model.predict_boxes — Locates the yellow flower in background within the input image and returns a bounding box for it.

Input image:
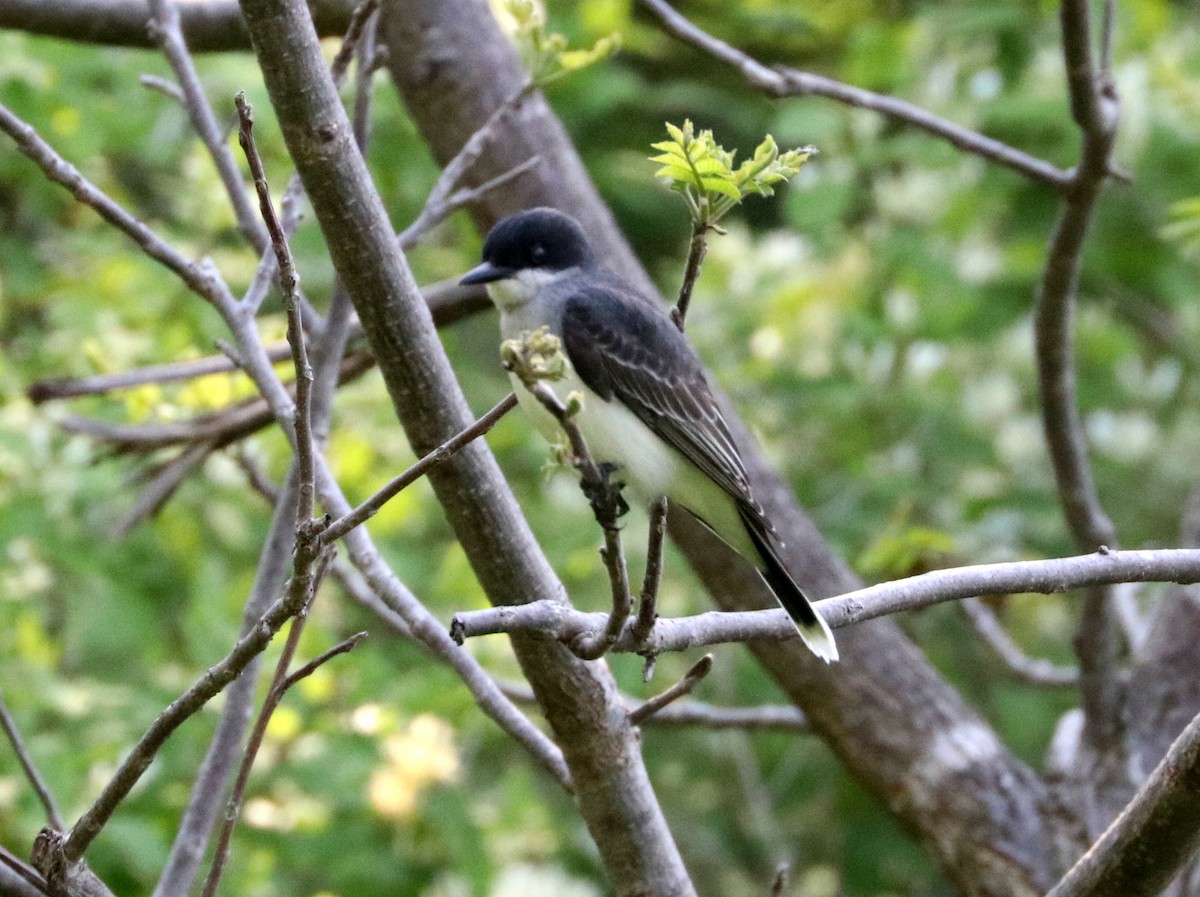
[368,714,460,820]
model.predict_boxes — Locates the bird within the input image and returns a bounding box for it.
[460,207,837,662]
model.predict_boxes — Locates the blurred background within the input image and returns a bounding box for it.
[2,0,1200,894]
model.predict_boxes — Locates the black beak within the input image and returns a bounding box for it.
[459,261,514,286]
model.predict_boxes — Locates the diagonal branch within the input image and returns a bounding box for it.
[1045,705,1200,897]
[638,0,1074,192]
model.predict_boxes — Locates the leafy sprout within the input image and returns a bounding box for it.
[495,0,621,87]
[649,120,816,228]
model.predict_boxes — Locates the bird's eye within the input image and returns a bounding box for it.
[530,243,547,264]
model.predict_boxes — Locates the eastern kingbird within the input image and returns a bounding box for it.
[460,208,837,662]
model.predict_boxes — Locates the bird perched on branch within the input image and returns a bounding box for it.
[460,207,837,662]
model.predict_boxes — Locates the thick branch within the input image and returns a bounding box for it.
[0,0,356,52]
[1045,707,1200,897]
[237,1,695,892]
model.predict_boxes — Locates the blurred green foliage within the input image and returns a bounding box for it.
[2,1,1200,896]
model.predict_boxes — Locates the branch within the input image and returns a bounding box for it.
[0,104,238,313]
[451,549,1200,653]
[0,692,64,830]
[629,654,713,725]
[1039,0,1125,770]
[498,679,809,733]
[960,598,1079,688]
[41,532,321,869]
[235,92,316,521]
[148,0,268,253]
[239,0,691,888]
[506,359,633,661]
[637,0,1074,192]
[151,472,299,897]
[0,0,357,52]
[1045,706,1200,897]
[319,392,517,545]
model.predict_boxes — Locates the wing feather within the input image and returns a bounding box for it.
[559,283,754,506]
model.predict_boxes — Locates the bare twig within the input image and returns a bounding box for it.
[114,440,217,538]
[0,103,238,313]
[152,471,299,897]
[0,692,64,830]
[138,73,185,105]
[396,82,537,249]
[148,0,268,253]
[670,220,709,330]
[0,845,46,897]
[960,598,1079,688]
[451,548,1200,653]
[0,0,359,52]
[319,393,518,545]
[52,549,321,866]
[634,495,670,645]
[638,0,1074,192]
[236,92,316,522]
[499,679,809,733]
[1045,705,1200,897]
[629,654,713,724]
[199,624,363,897]
[26,346,286,404]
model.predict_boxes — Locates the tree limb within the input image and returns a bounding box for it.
[0,0,356,52]
[637,0,1074,192]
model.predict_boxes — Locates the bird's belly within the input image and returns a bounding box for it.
[509,369,680,502]
[508,370,752,557]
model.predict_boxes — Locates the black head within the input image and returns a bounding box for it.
[460,207,594,285]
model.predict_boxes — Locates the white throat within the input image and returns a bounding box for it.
[486,267,571,313]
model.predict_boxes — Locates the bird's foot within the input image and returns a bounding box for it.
[581,462,629,524]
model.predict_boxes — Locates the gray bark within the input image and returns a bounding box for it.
[233,1,696,894]
[377,2,1066,893]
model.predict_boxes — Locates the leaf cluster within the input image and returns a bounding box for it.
[496,0,620,86]
[649,119,815,228]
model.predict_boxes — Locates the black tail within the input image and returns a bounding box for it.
[738,504,838,663]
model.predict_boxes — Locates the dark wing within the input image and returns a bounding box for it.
[559,281,754,505]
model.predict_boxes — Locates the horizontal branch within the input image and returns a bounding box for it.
[498,680,809,733]
[0,0,356,52]
[451,549,1200,653]
[638,0,1074,192]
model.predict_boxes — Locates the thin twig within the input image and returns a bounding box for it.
[0,103,238,313]
[0,845,47,897]
[629,654,713,724]
[148,0,268,253]
[670,219,709,330]
[634,495,670,645]
[498,679,809,732]
[397,83,534,248]
[114,440,217,537]
[0,691,64,830]
[960,598,1079,688]
[450,548,1200,654]
[638,0,1074,192]
[138,73,185,105]
[236,92,315,524]
[26,345,287,404]
[319,393,518,545]
[55,548,322,865]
